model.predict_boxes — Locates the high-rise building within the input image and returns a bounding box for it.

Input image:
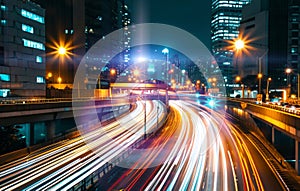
[211,0,251,88]
[239,0,291,90]
[238,0,269,78]
[288,0,300,94]
[32,0,132,91]
[0,0,46,97]
[84,0,132,86]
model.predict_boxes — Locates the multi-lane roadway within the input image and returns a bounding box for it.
[100,99,286,190]
[0,96,292,190]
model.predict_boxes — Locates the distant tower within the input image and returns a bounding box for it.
[211,0,251,87]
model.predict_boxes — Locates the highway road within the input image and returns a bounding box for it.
[0,100,166,190]
[0,97,290,190]
[98,99,287,191]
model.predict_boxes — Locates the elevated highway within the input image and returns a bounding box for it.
[227,98,300,174]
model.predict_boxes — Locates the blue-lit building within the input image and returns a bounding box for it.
[0,0,45,97]
[211,0,251,88]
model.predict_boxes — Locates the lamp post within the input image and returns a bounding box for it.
[110,68,117,82]
[234,39,244,71]
[258,73,263,94]
[235,76,244,98]
[58,46,66,82]
[234,38,269,97]
[47,72,53,83]
[162,48,169,108]
[57,46,66,89]
[266,77,272,101]
[136,57,147,139]
[286,68,292,98]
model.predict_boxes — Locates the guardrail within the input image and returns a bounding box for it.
[227,98,300,116]
[0,94,130,105]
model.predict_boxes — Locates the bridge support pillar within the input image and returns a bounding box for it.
[46,121,56,142]
[296,140,299,175]
[29,123,35,146]
[272,126,275,144]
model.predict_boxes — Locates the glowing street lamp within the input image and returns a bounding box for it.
[162,48,169,55]
[235,75,244,98]
[58,46,66,55]
[235,39,245,50]
[162,48,169,108]
[47,72,53,78]
[57,76,62,84]
[286,68,292,97]
[110,68,116,75]
[286,68,292,74]
[57,46,67,85]
[266,77,272,101]
[258,73,263,94]
[46,72,53,85]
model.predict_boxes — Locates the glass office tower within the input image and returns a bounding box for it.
[211,0,251,88]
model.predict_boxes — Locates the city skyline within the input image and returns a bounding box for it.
[1,1,300,190]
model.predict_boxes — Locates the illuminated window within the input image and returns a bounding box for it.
[1,5,6,11]
[0,73,10,81]
[21,9,44,24]
[36,76,45,84]
[1,19,6,25]
[36,56,43,63]
[0,89,10,97]
[22,24,34,34]
[22,39,45,50]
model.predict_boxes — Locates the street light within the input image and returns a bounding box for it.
[162,48,169,108]
[286,68,292,97]
[233,39,245,79]
[110,68,116,75]
[58,47,66,55]
[57,46,67,87]
[266,77,272,101]
[57,76,62,89]
[110,68,117,82]
[235,75,244,98]
[235,39,245,50]
[233,38,268,96]
[47,72,53,83]
[257,73,263,94]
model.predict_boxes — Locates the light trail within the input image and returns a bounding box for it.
[0,100,167,190]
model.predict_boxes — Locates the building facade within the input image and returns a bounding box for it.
[288,0,300,95]
[239,0,292,91]
[239,0,269,78]
[33,0,131,91]
[211,0,251,88]
[0,0,46,97]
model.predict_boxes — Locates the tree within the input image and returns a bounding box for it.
[0,125,26,154]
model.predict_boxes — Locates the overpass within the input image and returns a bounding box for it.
[227,98,300,174]
[0,98,132,146]
[111,82,168,89]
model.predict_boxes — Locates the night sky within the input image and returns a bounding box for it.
[127,0,212,49]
